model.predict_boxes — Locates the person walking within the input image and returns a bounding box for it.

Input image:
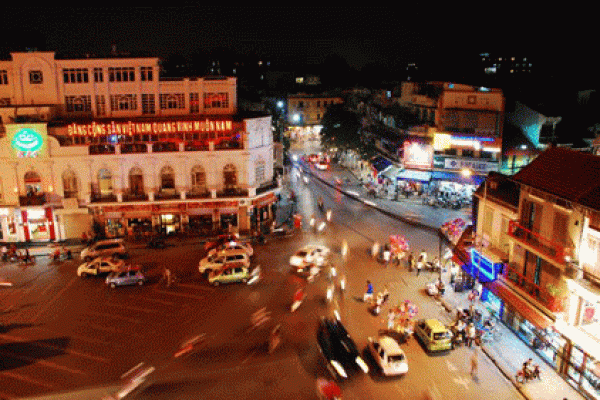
[383,248,391,267]
[387,309,396,331]
[363,280,374,303]
[466,323,477,348]
[407,252,414,272]
[371,242,380,259]
[470,348,479,378]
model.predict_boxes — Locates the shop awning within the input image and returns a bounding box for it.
[396,169,432,182]
[485,281,554,329]
[431,171,485,185]
[371,156,392,173]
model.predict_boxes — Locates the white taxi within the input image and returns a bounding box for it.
[367,336,408,376]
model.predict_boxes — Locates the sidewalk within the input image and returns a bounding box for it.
[302,161,587,400]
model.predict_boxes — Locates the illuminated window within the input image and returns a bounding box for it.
[62,170,79,199]
[110,94,137,111]
[141,94,155,115]
[191,165,206,193]
[255,157,266,185]
[223,164,237,189]
[204,93,229,109]
[160,93,185,110]
[160,166,175,190]
[190,93,200,113]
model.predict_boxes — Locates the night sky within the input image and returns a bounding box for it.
[0,6,591,79]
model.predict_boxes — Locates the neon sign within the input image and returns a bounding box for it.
[67,119,233,136]
[12,128,43,158]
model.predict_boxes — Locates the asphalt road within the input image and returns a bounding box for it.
[1,145,523,400]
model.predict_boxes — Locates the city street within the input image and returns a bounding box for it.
[1,144,523,400]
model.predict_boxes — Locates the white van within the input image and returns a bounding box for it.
[198,249,250,275]
[81,239,127,261]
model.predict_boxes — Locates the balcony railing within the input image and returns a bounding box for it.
[508,220,573,264]
[122,192,149,202]
[217,187,248,198]
[90,194,118,203]
[19,193,47,206]
[256,180,279,195]
[501,263,564,313]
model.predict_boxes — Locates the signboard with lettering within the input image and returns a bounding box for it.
[403,142,433,170]
[6,124,48,159]
[67,119,234,136]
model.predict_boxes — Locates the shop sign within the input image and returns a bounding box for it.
[469,248,500,282]
[11,128,44,158]
[443,157,499,173]
[67,119,233,136]
[403,142,433,170]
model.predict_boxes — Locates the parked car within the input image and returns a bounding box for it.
[208,241,253,257]
[207,263,251,286]
[77,257,125,277]
[81,239,127,261]
[367,336,408,376]
[105,267,146,288]
[289,245,330,269]
[414,319,453,353]
[316,317,369,380]
[199,249,250,275]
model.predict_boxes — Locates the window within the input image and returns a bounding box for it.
[160,166,175,190]
[65,95,92,112]
[190,93,200,114]
[255,157,266,185]
[62,170,78,198]
[191,165,206,193]
[63,68,89,83]
[108,67,135,82]
[129,167,144,195]
[204,93,229,109]
[140,66,153,82]
[160,93,185,110]
[141,94,155,115]
[96,95,106,116]
[223,164,237,189]
[98,169,113,196]
[94,68,103,83]
[29,70,43,84]
[110,94,137,111]
[0,70,7,85]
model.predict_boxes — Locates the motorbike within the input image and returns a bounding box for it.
[515,365,541,383]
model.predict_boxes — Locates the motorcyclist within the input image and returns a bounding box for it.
[268,324,282,354]
[316,377,342,400]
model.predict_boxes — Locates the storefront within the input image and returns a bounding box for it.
[0,208,20,242]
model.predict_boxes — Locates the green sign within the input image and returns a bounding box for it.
[11,128,43,157]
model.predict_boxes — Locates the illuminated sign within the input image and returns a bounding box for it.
[469,248,500,282]
[11,128,44,158]
[433,133,452,151]
[67,119,233,136]
[403,142,433,170]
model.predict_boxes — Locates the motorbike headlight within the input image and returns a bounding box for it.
[330,360,347,378]
[356,356,369,373]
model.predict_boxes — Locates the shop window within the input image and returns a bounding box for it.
[191,165,207,193]
[160,166,175,191]
[223,164,237,189]
[62,170,79,198]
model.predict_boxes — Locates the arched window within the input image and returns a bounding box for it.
[62,170,78,198]
[129,167,144,195]
[255,157,266,185]
[191,165,206,193]
[223,164,237,189]
[160,165,175,190]
[24,171,42,196]
[98,169,113,196]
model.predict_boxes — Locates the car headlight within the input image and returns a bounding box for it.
[355,356,369,373]
[330,360,347,378]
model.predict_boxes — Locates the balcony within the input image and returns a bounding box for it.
[217,187,248,198]
[90,193,118,203]
[501,263,564,313]
[256,180,279,195]
[508,220,573,265]
[122,192,149,202]
[155,189,179,200]
[19,193,47,206]
[186,189,211,199]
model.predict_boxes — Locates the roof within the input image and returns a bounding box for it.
[512,147,600,211]
[378,336,403,354]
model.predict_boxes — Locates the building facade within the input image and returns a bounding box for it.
[0,51,279,242]
[463,148,600,399]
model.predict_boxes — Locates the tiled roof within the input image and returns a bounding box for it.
[512,147,600,211]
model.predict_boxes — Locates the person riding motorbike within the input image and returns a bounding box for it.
[291,287,305,312]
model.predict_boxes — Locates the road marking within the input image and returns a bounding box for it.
[454,376,471,390]
[29,276,77,323]
[104,303,162,314]
[127,295,176,306]
[0,371,54,390]
[152,288,206,300]
[446,359,458,372]
[83,311,142,324]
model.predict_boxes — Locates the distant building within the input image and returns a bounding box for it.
[286,93,343,127]
[479,52,533,77]
[0,51,279,242]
